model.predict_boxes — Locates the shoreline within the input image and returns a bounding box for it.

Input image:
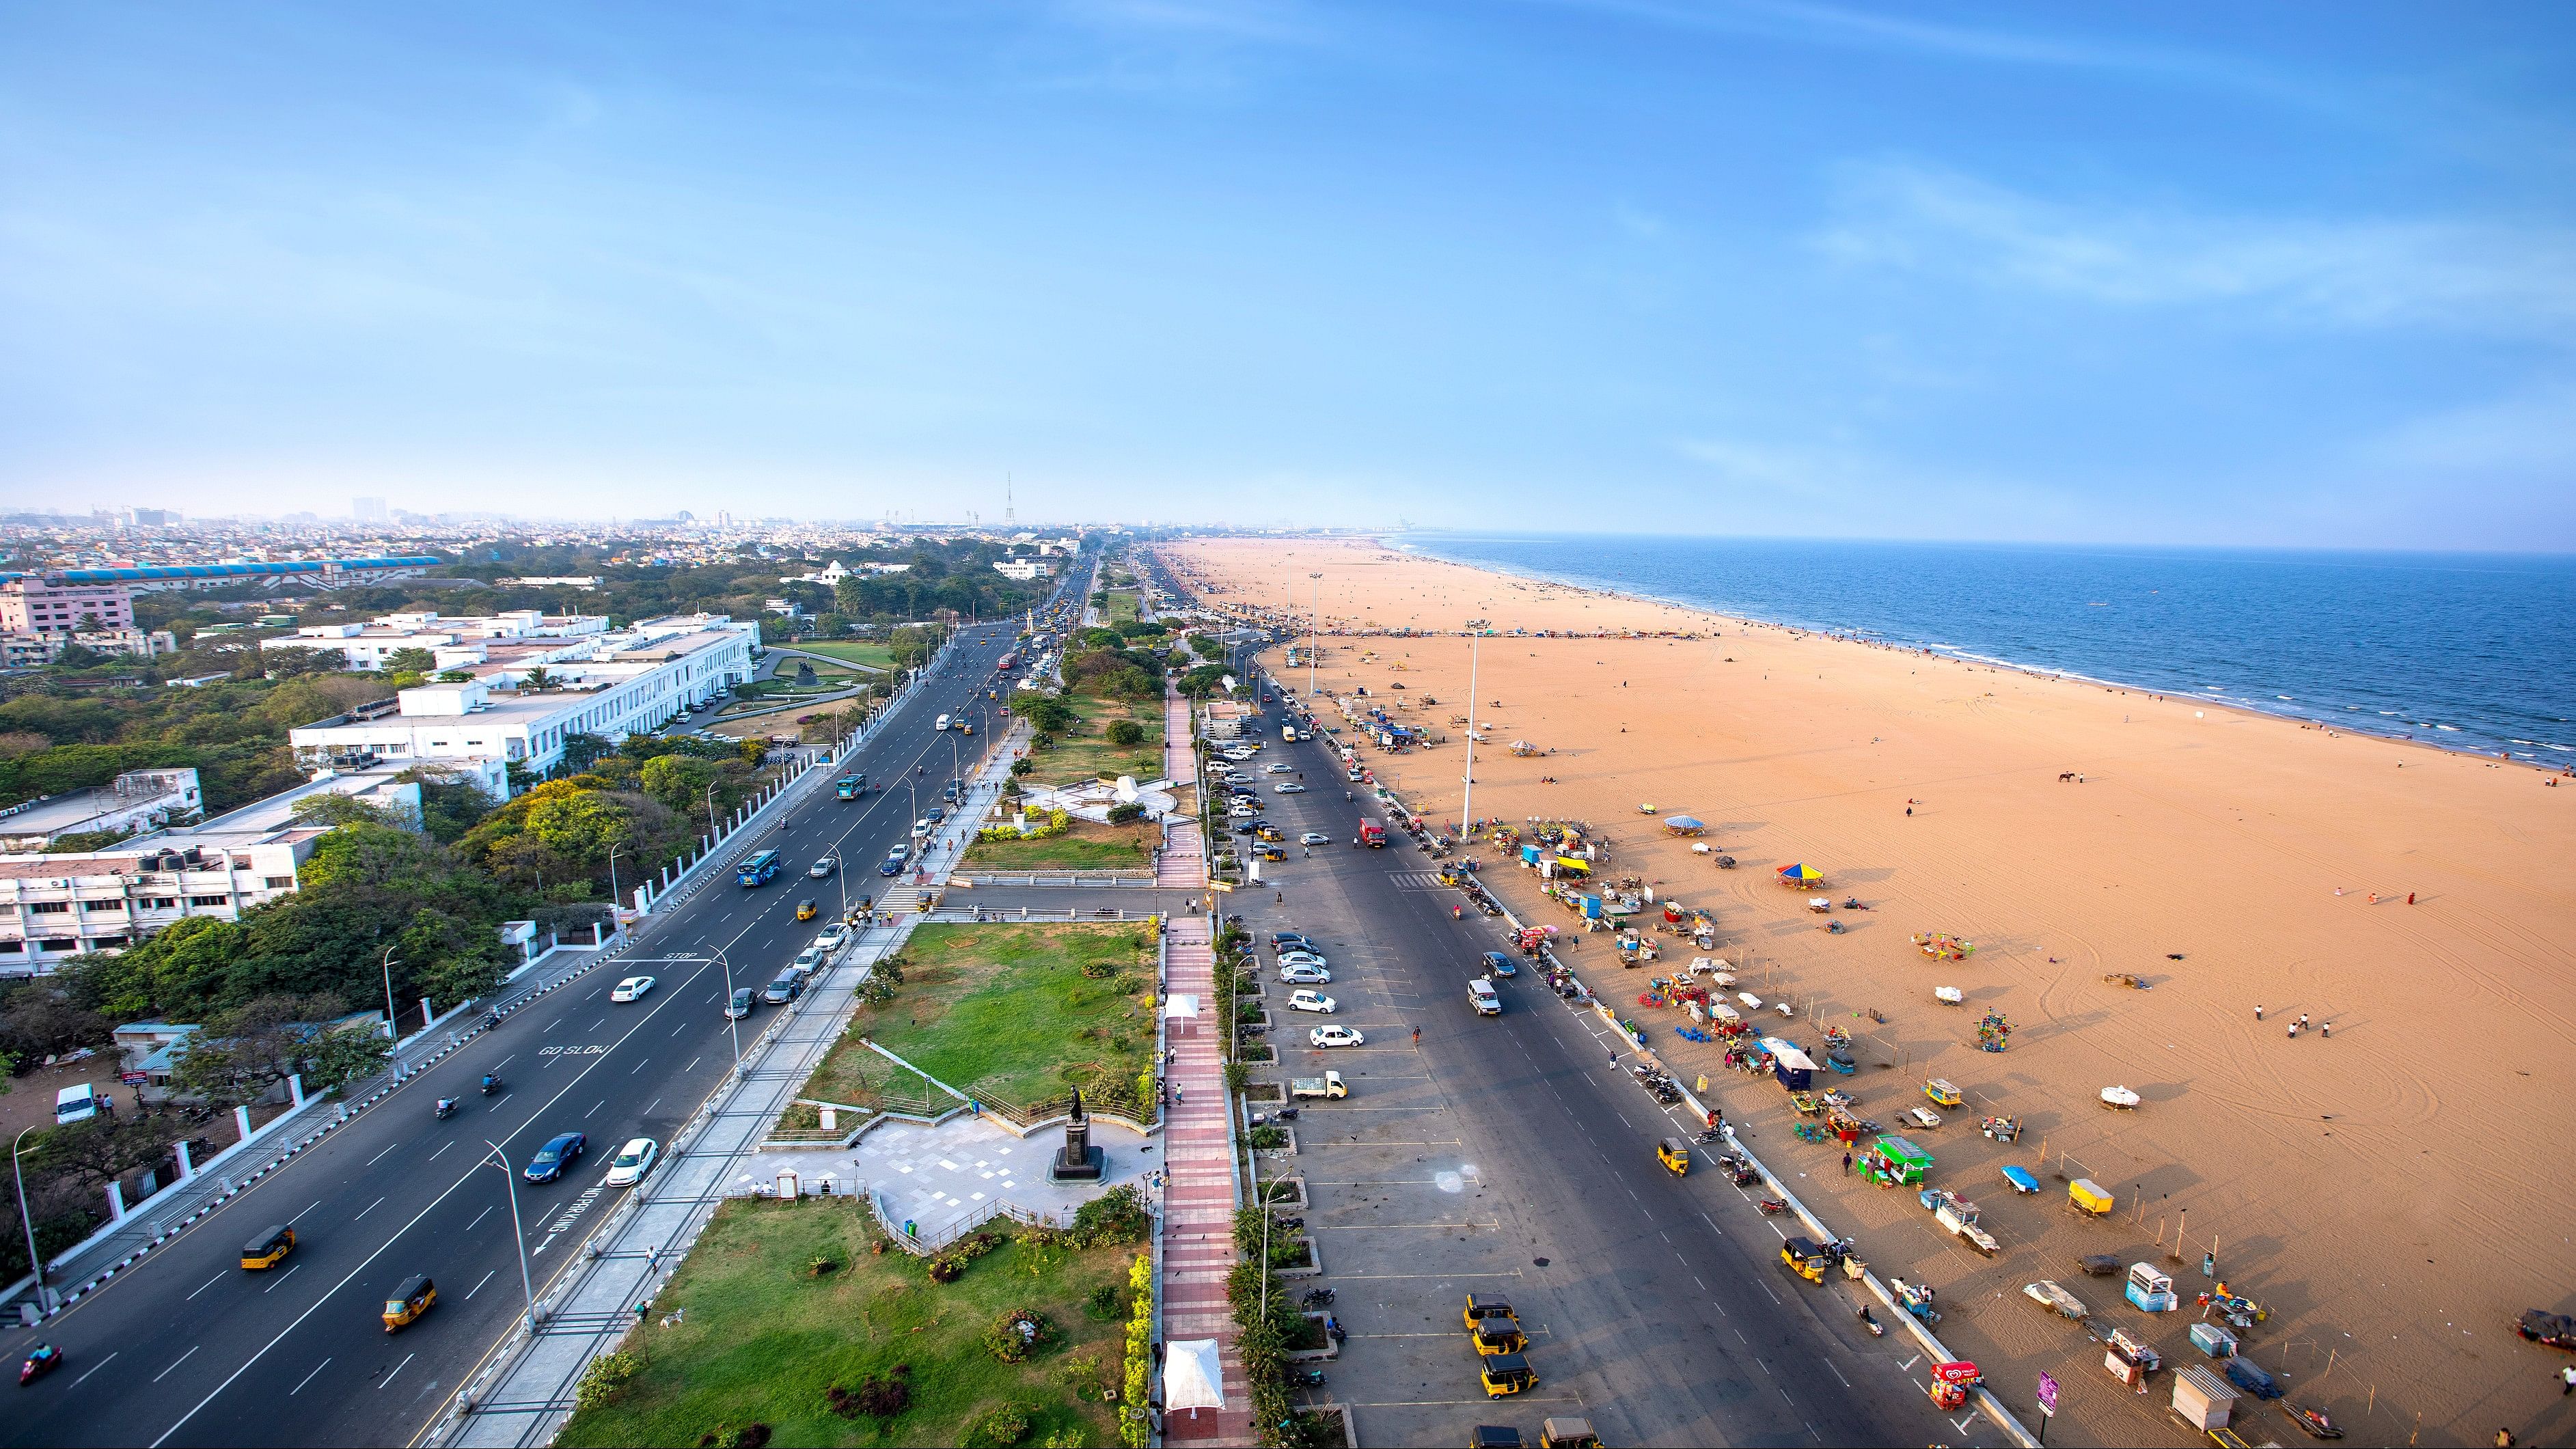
[1386,534,2572,776]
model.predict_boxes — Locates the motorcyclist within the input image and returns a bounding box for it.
[480,1073,499,1094]
[435,1096,457,1118]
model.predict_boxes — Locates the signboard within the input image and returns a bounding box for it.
[2036,1370,2059,1416]
[121,1071,150,1086]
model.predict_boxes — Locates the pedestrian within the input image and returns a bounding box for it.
[2287,1023,2299,1039]
[2562,1364,2575,1396]
[1906,806,1912,816]
[2408,892,2416,905]
[2299,1012,2310,1030]
[1841,1151,1852,1174]
[2368,892,2379,904]
[1412,1027,1421,1047]
[2254,1004,2264,1021]
[2321,1021,2331,1038]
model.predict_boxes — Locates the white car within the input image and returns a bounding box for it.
[814,922,849,951]
[887,843,911,863]
[808,855,838,879]
[1298,831,1331,846]
[1287,989,1337,1014]
[1228,804,1258,818]
[1278,964,1332,985]
[1264,762,1293,774]
[603,1137,660,1187]
[792,946,826,976]
[609,975,656,1003]
[911,817,934,838]
[1309,1024,1365,1049]
[1278,950,1329,970]
[1274,782,1306,794]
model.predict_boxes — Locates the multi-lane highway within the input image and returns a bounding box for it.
[2,579,1084,1448]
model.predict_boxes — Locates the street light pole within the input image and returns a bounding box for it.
[379,946,400,1041]
[705,782,721,844]
[1306,572,1321,700]
[14,1125,51,1310]
[482,1141,540,1331]
[1460,619,1487,839]
[605,842,625,917]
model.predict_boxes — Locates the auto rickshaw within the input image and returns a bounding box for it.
[1656,1137,1690,1176]
[1479,1351,1538,1398]
[1464,1295,1518,1331]
[1468,1429,1524,1449]
[795,899,819,921]
[1471,1314,1529,1357]
[1781,1237,1830,1283]
[1539,1419,1600,1449]
[1923,1077,1964,1109]
[241,1224,295,1270]
[383,1273,437,1332]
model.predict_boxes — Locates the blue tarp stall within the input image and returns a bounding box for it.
[1520,844,1542,866]
[1580,895,1604,919]
[1662,815,1706,836]
[1762,1037,1820,1090]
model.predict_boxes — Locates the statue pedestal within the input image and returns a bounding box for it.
[1048,1144,1106,1183]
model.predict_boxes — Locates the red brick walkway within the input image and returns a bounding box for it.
[1158,691,1251,1444]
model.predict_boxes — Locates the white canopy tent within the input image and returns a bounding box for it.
[1164,1338,1227,1411]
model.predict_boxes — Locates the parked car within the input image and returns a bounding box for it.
[604,1137,660,1187]
[1274,782,1307,794]
[1309,1025,1365,1049]
[609,975,656,1003]
[877,857,903,877]
[814,922,849,950]
[1270,932,1317,951]
[726,986,756,1019]
[1278,963,1332,985]
[1298,831,1331,846]
[1287,989,1337,1014]
[763,973,804,1005]
[793,946,827,976]
[523,1131,588,1183]
[1264,762,1293,773]
[1278,950,1330,970]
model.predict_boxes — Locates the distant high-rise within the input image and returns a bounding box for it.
[352,497,387,522]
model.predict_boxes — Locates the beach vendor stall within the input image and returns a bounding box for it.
[1662,814,1706,837]
[1914,931,1976,961]
[1776,863,1825,890]
[1762,1037,1820,1090]
[1861,1134,1934,1187]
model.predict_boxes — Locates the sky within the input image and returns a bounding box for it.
[1,2,2571,549]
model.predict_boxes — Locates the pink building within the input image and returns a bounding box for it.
[0,575,135,634]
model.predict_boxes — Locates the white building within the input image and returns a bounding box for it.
[261,607,609,672]
[0,769,203,852]
[287,613,757,789]
[993,557,1056,581]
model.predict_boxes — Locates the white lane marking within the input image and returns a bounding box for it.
[289,1199,323,1224]
[68,1351,118,1388]
[631,1057,649,1074]
[427,1141,454,1163]
[364,1141,401,1167]
[683,1056,701,1072]
[185,1269,226,1301]
[289,1357,331,1396]
[464,1269,497,1299]
[263,1263,301,1293]
[492,1054,515,1070]
[644,1097,663,1116]
[152,1344,201,1383]
[378,1351,414,1390]
[466,1205,494,1232]
[353,1195,387,1221]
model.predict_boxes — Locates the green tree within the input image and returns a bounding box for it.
[1179,665,1229,698]
[1104,720,1145,746]
[381,646,439,676]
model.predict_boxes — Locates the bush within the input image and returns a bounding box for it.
[1104,801,1145,825]
[1104,720,1144,747]
[984,1307,1054,1363]
[963,1401,1034,1447]
[1071,1185,1151,1247]
[1247,1125,1287,1150]
[573,1351,639,1411]
[826,1375,911,1419]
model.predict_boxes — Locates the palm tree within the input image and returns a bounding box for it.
[520,665,556,693]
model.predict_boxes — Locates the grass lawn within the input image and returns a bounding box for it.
[556,1197,1134,1449]
[1028,691,1162,788]
[963,818,1156,871]
[797,640,897,672]
[1103,591,1140,625]
[803,923,1155,1118]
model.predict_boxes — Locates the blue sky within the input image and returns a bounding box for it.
[1,2,2571,548]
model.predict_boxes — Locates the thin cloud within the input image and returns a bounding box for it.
[1816,161,2576,342]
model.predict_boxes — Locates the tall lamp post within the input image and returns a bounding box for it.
[605,841,626,918]
[1306,572,1322,699]
[13,1125,51,1311]
[704,782,722,848]
[480,1141,540,1331]
[1460,619,1488,839]
[379,947,400,1041]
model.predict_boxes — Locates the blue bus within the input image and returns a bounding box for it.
[836,773,866,800]
[737,849,782,887]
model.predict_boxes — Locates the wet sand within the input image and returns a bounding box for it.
[1162,536,2576,1448]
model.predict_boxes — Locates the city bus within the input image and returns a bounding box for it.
[737,849,782,887]
[836,773,867,800]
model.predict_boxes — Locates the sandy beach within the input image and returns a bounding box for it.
[1162,536,2576,1447]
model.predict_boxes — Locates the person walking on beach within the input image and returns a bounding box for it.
[2299,1012,2310,1031]
[1842,1151,1853,1175]
[2288,1021,2299,1040]
[2560,1364,2575,1396]
[2322,1021,2332,1038]
[2255,1004,2264,1021]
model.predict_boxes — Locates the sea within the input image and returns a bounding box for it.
[1399,534,2576,765]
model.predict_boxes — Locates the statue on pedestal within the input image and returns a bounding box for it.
[1050,1087,1106,1182]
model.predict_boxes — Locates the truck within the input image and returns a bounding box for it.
[1356,820,1386,848]
[1289,1071,1347,1099]
[1468,978,1502,1015]
[1280,723,1300,742]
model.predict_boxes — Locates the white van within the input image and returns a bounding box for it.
[1468,978,1502,1016]
[935,713,953,732]
[55,1083,102,1124]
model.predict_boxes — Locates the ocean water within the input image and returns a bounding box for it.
[1400,534,2576,764]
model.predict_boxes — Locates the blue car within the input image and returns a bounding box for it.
[523,1131,587,1183]
[1481,950,1518,979]
[877,857,903,877]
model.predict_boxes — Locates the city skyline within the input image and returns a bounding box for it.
[3,3,2571,550]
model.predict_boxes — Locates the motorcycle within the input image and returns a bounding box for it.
[484,1010,503,1031]
[1757,1198,1790,1216]
[435,1097,458,1120]
[2281,1402,2344,1440]
[1270,1215,1305,1231]
[480,1075,501,1096]
[1285,1367,1327,1389]
[1856,1306,1884,1337]
[1272,1106,1298,1121]
[19,1344,62,1386]
[1695,1127,1726,1144]
[1300,1287,1335,1307]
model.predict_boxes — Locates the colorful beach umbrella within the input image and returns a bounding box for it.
[1776,863,1823,883]
[1662,815,1705,834]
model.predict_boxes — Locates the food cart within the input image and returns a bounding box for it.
[2068,1178,2115,1215]
[1862,1134,1934,1187]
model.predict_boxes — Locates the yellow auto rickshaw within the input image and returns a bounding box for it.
[1471,1315,1529,1357]
[1539,1418,1602,1449]
[1781,1237,1830,1283]
[383,1273,437,1332]
[1479,1351,1538,1398]
[1656,1137,1690,1176]
[795,899,819,921]
[1464,1295,1518,1331]
[241,1224,295,1270]
[1923,1077,1964,1109]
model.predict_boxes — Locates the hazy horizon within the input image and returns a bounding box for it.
[4,3,2571,551]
